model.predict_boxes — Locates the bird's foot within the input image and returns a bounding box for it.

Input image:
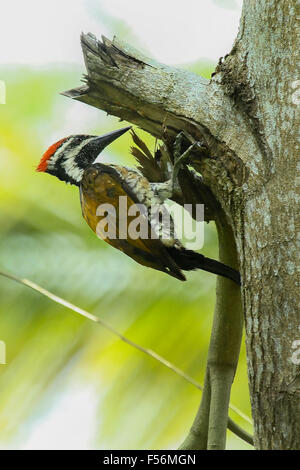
[172,132,199,188]
[151,132,201,203]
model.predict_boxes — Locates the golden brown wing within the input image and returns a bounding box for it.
[80,163,185,280]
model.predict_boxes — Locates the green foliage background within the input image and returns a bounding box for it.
[0,51,252,449]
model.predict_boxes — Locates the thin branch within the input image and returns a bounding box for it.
[208,368,235,449]
[179,369,211,450]
[0,270,252,445]
[207,219,244,449]
[179,217,245,449]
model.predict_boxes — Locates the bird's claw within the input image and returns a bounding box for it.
[172,132,199,184]
[153,132,202,203]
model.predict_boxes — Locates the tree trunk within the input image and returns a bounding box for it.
[63,0,300,449]
[224,1,300,449]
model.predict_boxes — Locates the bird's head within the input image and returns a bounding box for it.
[36,126,131,186]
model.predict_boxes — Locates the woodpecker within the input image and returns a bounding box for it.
[37,127,240,285]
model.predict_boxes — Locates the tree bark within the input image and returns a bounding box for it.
[63,0,300,449]
[222,1,300,450]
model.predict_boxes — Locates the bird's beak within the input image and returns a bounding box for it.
[93,126,131,149]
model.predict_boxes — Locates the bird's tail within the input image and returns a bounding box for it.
[168,247,241,285]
